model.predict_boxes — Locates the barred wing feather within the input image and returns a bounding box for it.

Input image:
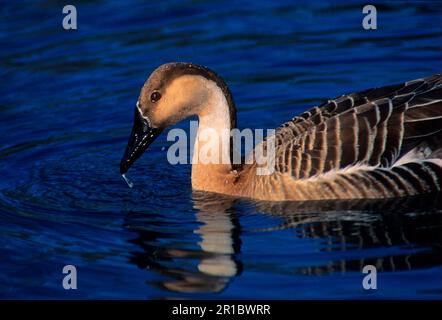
[270,74,442,197]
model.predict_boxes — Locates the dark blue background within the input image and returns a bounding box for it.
[0,0,441,299]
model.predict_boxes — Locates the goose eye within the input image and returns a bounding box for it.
[150,91,161,103]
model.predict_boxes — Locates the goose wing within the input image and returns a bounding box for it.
[272,74,442,182]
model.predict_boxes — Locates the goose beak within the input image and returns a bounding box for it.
[120,107,162,174]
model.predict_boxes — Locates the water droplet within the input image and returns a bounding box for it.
[121,173,134,188]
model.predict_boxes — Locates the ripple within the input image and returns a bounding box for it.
[1,0,442,299]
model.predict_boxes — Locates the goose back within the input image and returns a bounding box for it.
[250,74,442,200]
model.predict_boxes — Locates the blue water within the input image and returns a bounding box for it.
[1,0,441,299]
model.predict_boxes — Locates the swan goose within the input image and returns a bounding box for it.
[120,63,442,201]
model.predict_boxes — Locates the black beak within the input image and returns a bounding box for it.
[120,107,162,174]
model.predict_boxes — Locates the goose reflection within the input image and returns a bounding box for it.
[124,192,441,294]
[251,193,442,274]
[123,192,242,294]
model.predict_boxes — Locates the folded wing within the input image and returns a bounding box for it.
[272,74,442,183]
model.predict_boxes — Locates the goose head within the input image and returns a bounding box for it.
[120,62,236,175]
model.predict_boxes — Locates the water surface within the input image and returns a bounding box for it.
[0,0,441,299]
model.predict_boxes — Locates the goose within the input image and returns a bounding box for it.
[120,63,442,201]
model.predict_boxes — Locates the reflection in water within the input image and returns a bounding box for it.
[124,192,242,293]
[124,192,441,294]
[253,194,442,275]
